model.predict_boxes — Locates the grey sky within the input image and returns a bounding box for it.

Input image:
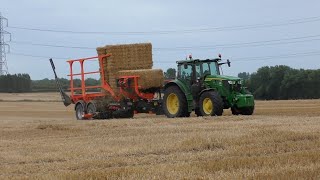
[1,0,320,79]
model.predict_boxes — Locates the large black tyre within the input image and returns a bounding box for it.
[231,106,254,115]
[241,107,254,115]
[199,91,223,116]
[87,102,96,114]
[86,102,97,120]
[195,108,202,117]
[123,109,134,118]
[163,85,189,118]
[113,109,134,119]
[184,112,191,117]
[231,106,240,115]
[75,102,85,120]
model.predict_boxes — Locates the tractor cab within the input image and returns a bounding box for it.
[177,58,221,85]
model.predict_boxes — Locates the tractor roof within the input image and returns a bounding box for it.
[176,58,221,64]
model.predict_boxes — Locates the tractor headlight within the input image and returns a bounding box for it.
[228,81,235,84]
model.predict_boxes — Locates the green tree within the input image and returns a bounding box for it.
[164,68,176,79]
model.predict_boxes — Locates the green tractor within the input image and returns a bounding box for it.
[163,55,255,117]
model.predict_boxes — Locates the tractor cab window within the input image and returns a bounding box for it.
[209,62,219,75]
[202,63,210,76]
[202,62,218,76]
[179,64,193,80]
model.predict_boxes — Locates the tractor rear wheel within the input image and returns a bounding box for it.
[195,108,202,117]
[199,91,223,116]
[75,103,85,120]
[163,86,188,118]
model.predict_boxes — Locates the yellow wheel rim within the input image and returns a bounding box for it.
[203,98,213,115]
[167,93,179,115]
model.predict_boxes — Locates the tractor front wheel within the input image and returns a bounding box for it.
[241,107,254,115]
[199,91,223,116]
[231,106,240,115]
[231,106,254,115]
[163,86,188,118]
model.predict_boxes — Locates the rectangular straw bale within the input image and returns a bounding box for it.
[105,43,153,71]
[96,43,154,93]
[118,69,164,89]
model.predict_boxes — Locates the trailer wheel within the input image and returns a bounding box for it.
[199,91,223,116]
[75,103,85,120]
[163,85,188,118]
[86,102,97,119]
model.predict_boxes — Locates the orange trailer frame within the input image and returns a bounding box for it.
[66,54,156,104]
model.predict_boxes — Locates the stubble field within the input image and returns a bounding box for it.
[0,93,320,179]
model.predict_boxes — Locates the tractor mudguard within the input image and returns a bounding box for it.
[199,88,216,97]
[164,80,193,112]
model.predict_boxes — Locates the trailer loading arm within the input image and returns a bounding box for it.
[49,58,72,107]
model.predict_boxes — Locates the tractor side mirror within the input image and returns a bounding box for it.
[227,59,231,67]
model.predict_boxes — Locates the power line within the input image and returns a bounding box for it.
[7,16,320,35]
[8,34,320,51]
[233,50,320,61]
[152,50,320,63]
[8,52,71,60]
[154,35,320,51]
[8,50,320,64]
[10,41,94,50]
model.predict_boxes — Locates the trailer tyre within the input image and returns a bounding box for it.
[75,102,85,120]
[199,91,223,116]
[163,85,188,118]
[86,102,97,119]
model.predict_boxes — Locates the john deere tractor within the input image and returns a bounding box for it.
[163,55,254,117]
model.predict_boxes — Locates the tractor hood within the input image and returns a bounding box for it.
[204,75,241,82]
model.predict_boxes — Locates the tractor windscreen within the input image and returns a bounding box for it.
[202,62,218,76]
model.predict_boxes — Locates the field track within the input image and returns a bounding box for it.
[0,93,320,179]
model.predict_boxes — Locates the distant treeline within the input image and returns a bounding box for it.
[239,65,320,100]
[0,75,100,93]
[31,78,100,92]
[1,65,320,100]
[0,74,31,93]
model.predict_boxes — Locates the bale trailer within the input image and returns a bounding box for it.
[50,54,163,120]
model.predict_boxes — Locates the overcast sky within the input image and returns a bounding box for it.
[1,0,320,80]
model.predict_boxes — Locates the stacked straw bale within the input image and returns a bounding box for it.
[96,43,162,93]
[118,69,164,89]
